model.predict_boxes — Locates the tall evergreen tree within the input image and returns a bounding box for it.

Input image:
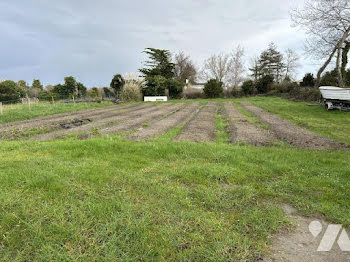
[139,48,175,79]
[258,43,285,83]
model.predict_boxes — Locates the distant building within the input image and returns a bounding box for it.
[184,80,228,91]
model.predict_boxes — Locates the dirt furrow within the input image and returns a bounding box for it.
[241,102,348,150]
[31,104,162,141]
[98,103,186,136]
[175,102,217,142]
[0,103,143,133]
[223,103,276,146]
[127,102,200,141]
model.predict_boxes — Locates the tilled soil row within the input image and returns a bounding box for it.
[0,104,152,140]
[31,104,164,141]
[127,102,201,141]
[223,103,276,146]
[0,104,118,130]
[98,103,186,136]
[175,102,217,142]
[0,103,144,133]
[241,102,349,150]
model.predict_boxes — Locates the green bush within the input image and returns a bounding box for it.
[320,70,338,86]
[203,79,223,98]
[256,75,274,94]
[241,80,255,95]
[166,79,184,99]
[120,82,143,102]
[300,73,315,87]
[143,76,167,96]
[0,80,23,104]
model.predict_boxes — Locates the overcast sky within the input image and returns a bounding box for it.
[0,0,320,87]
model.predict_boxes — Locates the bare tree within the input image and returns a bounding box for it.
[174,52,197,83]
[231,45,245,88]
[248,56,260,81]
[291,0,350,87]
[201,53,232,84]
[284,49,300,80]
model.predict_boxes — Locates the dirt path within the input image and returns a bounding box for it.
[223,103,276,146]
[30,104,161,141]
[98,103,185,136]
[0,103,143,134]
[241,102,348,150]
[127,102,200,141]
[263,204,350,262]
[175,102,217,142]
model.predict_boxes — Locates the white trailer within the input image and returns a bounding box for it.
[319,86,350,111]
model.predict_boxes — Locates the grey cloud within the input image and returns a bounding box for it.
[0,0,312,86]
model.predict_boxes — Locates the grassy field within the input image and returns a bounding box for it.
[0,101,113,124]
[0,97,349,261]
[242,97,350,145]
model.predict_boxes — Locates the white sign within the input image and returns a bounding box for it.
[144,96,168,102]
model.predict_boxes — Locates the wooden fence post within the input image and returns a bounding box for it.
[0,102,3,115]
[52,96,55,104]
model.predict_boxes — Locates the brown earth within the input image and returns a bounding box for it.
[0,103,146,136]
[0,104,119,131]
[223,103,276,146]
[240,102,348,150]
[127,102,200,141]
[175,102,217,142]
[263,204,350,262]
[30,104,162,141]
[98,103,186,136]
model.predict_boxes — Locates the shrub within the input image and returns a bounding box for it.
[183,88,205,99]
[268,83,321,102]
[120,82,143,102]
[110,74,125,97]
[241,80,255,95]
[166,79,184,99]
[255,75,274,94]
[231,88,243,98]
[143,76,167,96]
[0,80,23,104]
[300,73,315,87]
[203,79,223,98]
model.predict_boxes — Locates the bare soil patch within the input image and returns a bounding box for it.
[30,104,160,141]
[223,103,276,146]
[241,102,348,150]
[175,102,217,142]
[127,102,200,141]
[0,103,144,135]
[263,204,350,262]
[59,119,92,129]
[99,103,185,136]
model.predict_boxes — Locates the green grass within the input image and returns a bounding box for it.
[240,96,350,144]
[0,137,349,261]
[0,101,113,124]
[215,106,230,143]
[0,97,349,261]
